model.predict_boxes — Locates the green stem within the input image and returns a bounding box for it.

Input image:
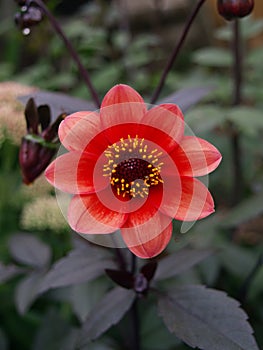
[30,0,101,108]
[150,0,207,104]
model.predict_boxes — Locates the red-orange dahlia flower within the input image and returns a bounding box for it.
[45,85,221,259]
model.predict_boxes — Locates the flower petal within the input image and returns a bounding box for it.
[121,211,172,258]
[101,84,145,108]
[159,177,215,221]
[58,111,108,154]
[139,104,184,153]
[100,85,147,143]
[68,193,128,234]
[45,151,107,194]
[169,136,222,177]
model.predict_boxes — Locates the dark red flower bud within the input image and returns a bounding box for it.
[19,98,65,184]
[14,5,43,30]
[19,138,56,184]
[217,0,254,21]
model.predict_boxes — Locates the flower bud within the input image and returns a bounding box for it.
[217,0,254,21]
[19,98,65,184]
[14,5,43,30]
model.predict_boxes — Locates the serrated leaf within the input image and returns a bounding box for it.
[38,249,115,294]
[157,86,214,112]
[227,107,263,136]
[155,248,215,281]
[158,285,259,350]
[15,272,45,315]
[221,192,263,227]
[78,287,135,347]
[9,233,51,269]
[193,48,232,67]
[0,262,24,283]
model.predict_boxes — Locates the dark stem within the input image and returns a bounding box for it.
[131,252,137,274]
[30,0,101,108]
[150,0,207,104]
[130,298,141,350]
[238,252,263,304]
[114,248,127,271]
[231,19,243,205]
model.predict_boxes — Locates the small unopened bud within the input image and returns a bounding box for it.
[19,98,65,184]
[19,138,56,184]
[217,0,254,21]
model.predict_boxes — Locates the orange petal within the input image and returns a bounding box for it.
[100,85,147,143]
[58,111,108,154]
[45,151,107,194]
[160,177,214,221]
[121,211,172,259]
[168,136,222,177]
[139,104,184,153]
[101,84,145,108]
[68,193,128,234]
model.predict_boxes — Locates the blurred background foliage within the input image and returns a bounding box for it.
[0,0,263,349]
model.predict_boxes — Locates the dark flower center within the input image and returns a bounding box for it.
[103,135,163,198]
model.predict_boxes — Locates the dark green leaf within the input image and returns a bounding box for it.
[219,244,255,277]
[0,328,8,350]
[15,272,45,315]
[9,233,51,269]
[78,287,135,346]
[185,105,226,133]
[158,285,259,350]
[155,248,215,281]
[193,48,232,67]
[38,249,115,294]
[0,262,24,283]
[221,192,263,227]
[227,107,263,136]
[33,309,78,350]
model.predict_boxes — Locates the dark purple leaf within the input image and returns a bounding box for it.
[140,261,158,281]
[155,248,215,281]
[15,271,45,315]
[105,269,134,289]
[8,233,51,269]
[157,86,215,112]
[38,249,116,294]
[158,285,259,350]
[70,279,109,323]
[19,90,95,122]
[78,287,135,346]
[0,262,24,283]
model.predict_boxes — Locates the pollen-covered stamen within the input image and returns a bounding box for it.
[111,158,162,198]
[103,135,163,198]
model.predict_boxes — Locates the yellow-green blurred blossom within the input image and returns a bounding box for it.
[0,82,36,145]
[20,195,69,233]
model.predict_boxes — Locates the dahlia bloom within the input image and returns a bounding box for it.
[45,85,221,258]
